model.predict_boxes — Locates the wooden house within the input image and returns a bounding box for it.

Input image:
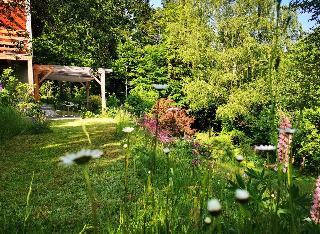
[0,0,33,85]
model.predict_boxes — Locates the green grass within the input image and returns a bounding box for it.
[1,118,319,233]
[0,118,125,233]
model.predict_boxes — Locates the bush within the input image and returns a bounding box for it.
[152,98,195,137]
[0,68,34,106]
[81,111,96,119]
[0,106,31,143]
[294,107,320,174]
[89,95,102,114]
[126,85,159,116]
[107,93,121,108]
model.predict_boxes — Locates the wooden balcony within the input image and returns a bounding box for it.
[0,29,31,57]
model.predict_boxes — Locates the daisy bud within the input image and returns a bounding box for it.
[236,155,244,163]
[235,189,250,204]
[207,199,222,216]
[204,216,212,224]
[163,147,170,154]
[122,127,134,133]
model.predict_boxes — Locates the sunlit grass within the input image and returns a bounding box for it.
[0,118,123,232]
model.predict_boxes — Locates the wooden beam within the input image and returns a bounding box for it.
[94,77,101,85]
[0,54,32,60]
[39,68,54,83]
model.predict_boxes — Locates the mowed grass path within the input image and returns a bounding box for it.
[0,118,125,233]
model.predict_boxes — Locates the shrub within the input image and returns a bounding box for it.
[294,107,320,174]
[81,111,96,119]
[107,93,121,108]
[0,68,34,106]
[0,106,31,143]
[89,95,102,114]
[126,85,159,116]
[152,98,195,137]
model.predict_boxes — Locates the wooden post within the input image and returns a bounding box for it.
[27,58,33,85]
[86,81,90,109]
[99,69,106,113]
[33,65,40,101]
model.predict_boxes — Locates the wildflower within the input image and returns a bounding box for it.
[163,147,170,154]
[152,84,168,90]
[278,116,292,165]
[236,155,244,163]
[284,128,297,134]
[310,176,320,224]
[304,217,312,222]
[122,127,134,133]
[207,199,222,216]
[191,158,201,167]
[254,145,276,151]
[204,216,212,224]
[60,149,103,165]
[235,189,250,203]
[282,166,287,173]
[141,115,174,143]
[167,107,180,112]
[123,144,128,148]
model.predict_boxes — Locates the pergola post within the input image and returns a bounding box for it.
[86,81,90,109]
[33,65,40,101]
[99,69,106,113]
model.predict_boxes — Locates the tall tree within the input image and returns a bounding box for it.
[30,0,151,67]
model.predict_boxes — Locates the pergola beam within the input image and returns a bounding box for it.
[33,64,112,112]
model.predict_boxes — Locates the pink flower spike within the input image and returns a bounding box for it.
[310,176,320,224]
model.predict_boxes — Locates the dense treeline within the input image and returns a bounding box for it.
[28,0,320,173]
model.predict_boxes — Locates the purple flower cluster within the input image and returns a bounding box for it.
[277,117,292,165]
[141,115,174,143]
[311,176,320,224]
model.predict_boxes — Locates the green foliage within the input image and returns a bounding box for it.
[106,93,120,109]
[0,68,51,136]
[31,0,151,67]
[88,95,102,114]
[0,106,30,143]
[294,107,320,174]
[126,85,159,116]
[0,68,33,106]
[80,111,96,119]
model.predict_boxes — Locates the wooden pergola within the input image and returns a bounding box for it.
[33,64,112,111]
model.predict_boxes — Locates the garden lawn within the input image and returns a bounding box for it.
[0,118,124,233]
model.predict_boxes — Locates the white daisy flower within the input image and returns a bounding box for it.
[152,84,168,90]
[235,189,250,203]
[207,199,222,215]
[236,155,244,163]
[254,145,276,151]
[123,144,128,148]
[60,149,103,165]
[204,216,212,224]
[167,107,180,112]
[284,128,297,134]
[163,147,170,154]
[122,127,134,133]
